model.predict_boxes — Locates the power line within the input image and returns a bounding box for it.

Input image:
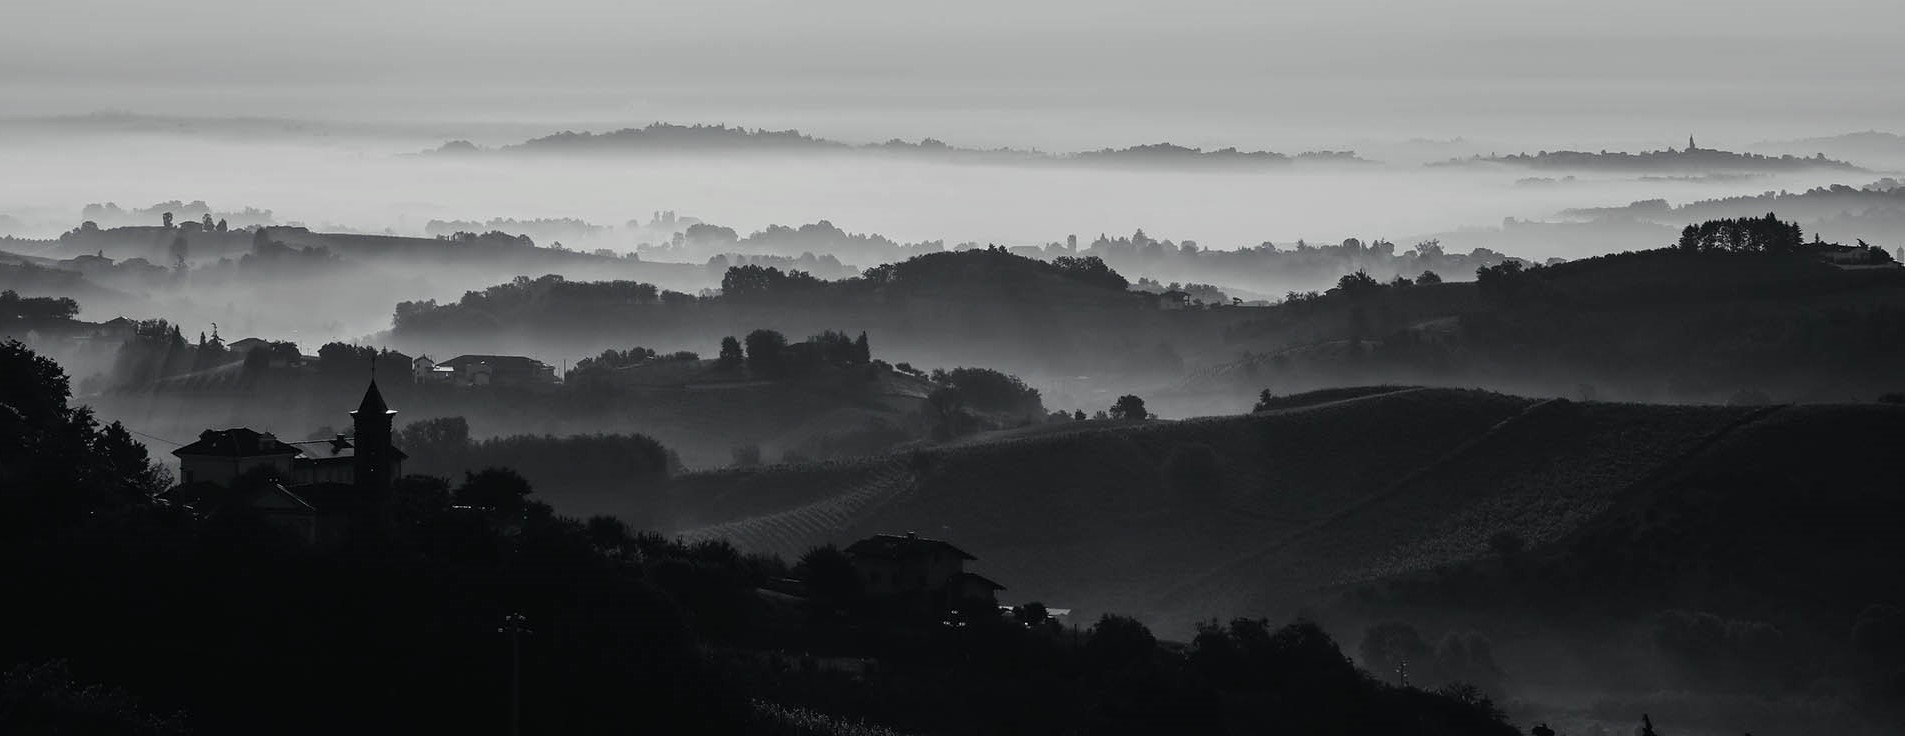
[123,427,184,447]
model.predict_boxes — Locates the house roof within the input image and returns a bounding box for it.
[158,480,316,513]
[171,428,302,458]
[958,572,1007,591]
[439,354,547,372]
[845,533,976,561]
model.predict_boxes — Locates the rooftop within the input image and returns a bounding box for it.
[846,532,977,561]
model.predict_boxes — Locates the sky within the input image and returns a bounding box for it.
[4,0,1902,150]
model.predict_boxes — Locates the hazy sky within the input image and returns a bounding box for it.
[5,0,1901,149]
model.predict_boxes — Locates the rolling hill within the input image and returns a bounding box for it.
[612,387,1900,648]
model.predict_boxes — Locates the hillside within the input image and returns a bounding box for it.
[620,388,1538,622]
[1176,247,1905,410]
[617,388,1900,643]
[1435,145,1862,174]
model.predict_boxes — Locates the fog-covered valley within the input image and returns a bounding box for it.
[7,1,1905,734]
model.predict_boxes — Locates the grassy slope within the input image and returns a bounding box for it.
[635,387,1532,622]
[1160,399,1769,629]
[1523,402,1905,623]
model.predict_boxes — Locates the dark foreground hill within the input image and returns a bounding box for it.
[613,386,1905,733]
[611,387,1782,627]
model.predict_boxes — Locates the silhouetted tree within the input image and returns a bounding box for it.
[454,467,532,511]
[717,336,744,368]
[1109,394,1149,421]
[744,329,787,374]
[160,212,173,229]
[796,545,861,608]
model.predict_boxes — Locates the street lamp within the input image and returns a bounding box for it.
[497,613,534,736]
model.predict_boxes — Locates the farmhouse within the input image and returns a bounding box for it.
[845,532,1005,614]
[160,379,405,544]
[434,354,557,386]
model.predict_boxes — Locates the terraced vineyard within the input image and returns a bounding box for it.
[675,461,915,559]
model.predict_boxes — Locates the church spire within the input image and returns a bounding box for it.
[1688,134,1696,151]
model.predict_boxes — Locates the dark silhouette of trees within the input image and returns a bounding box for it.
[1050,255,1130,290]
[0,661,188,736]
[854,331,871,364]
[744,329,787,374]
[1418,270,1443,284]
[168,235,188,270]
[795,544,861,608]
[1,341,169,531]
[717,336,744,368]
[0,290,79,323]
[925,387,965,440]
[1109,394,1149,420]
[400,416,471,448]
[930,367,1043,417]
[1333,268,1382,297]
[454,467,533,511]
[1676,213,1804,254]
[160,212,173,229]
[721,264,823,300]
[1085,614,1158,670]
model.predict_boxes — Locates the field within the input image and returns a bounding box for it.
[622,387,1541,628]
[612,385,1905,640]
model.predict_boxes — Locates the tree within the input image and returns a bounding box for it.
[1109,394,1149,421]
[1333,269,1381,297]
[925,387,965,439]
[400,416,471,449]
[1417,270,1443,284]
[852,332,871,364]
[161,212,173,229]
[1073,410,1086,421]
[169,235,189,270]
[201,213,214,230]
[1252,389,1278,412]
[215,218,228,233]
[717,336,744,368]
[743,329,786,374]
[796,545,861,607]
[242,347,270,376]
[316,342,375,376]
[1085,614,1157,670]
[454,467,532,512]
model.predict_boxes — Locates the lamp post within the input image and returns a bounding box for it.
[498,613,533,736]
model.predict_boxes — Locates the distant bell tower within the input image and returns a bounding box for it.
[351,378,397,493]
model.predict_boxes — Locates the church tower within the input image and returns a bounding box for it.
[350,379,398,493]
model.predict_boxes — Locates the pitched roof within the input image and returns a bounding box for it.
[171,428,302,458]
[352,380,392,415]
[958,572,1006,591]
[438,354,546,371]
[845,533,976,561]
